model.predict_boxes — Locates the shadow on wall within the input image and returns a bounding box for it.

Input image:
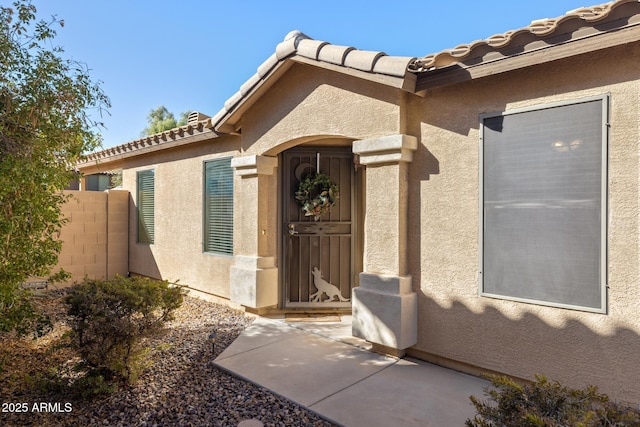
[411,143,440,181]
[129,192,161,280]
[396,39,640,407]
[389,135,638,404]
[412,294,640,405]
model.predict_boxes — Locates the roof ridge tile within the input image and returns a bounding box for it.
[257,52,279,78]
[317,44,356,66]
[276,30,311,60]
[344,49,387,73]
[373,55,417,77]
[297,39,329,60]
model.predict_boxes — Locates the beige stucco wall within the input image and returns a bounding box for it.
[57,190,128,283]
[241,62,403,156]
[120,137,241,298]
[229,64,407,310]
[408,42,640,402]
[73,41,640,402]
[75,63,403,305]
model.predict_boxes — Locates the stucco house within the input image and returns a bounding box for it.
[77,0,640,403]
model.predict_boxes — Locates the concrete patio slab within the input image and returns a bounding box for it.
[215,318,396,407]
[214,316,490,427]
[311,357,487,427]
[216,316,306,359]
[271,314,372,351]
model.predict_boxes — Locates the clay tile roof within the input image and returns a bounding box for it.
[283,30,416,77]
[80,115,215,164]
[80,0,640,166]
[80,30,417,165]
[215,30,416,126]
[408,0,636,72]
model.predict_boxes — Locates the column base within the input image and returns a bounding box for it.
[230,256,278,309]
[352,273,417,351]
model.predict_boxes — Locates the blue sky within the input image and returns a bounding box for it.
[35,0,592,149]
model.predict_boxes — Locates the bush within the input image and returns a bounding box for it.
[466,375,640,427]
[65,276,184,385]
[0,288,52,338]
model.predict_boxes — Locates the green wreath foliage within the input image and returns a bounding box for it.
[294,173,339,221]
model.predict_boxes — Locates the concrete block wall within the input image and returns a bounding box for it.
[55,190,129,284]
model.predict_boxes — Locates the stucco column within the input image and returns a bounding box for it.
[351,134,418,353]
[229,155,279,309]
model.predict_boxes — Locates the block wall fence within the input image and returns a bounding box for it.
[55,190,129,284]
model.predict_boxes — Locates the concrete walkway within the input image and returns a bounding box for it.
[214,315,489,427]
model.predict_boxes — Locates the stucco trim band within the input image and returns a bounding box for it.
[352,134,418,164]
[352,273,417,350]
[231,155,278,177]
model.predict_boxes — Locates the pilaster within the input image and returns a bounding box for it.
[229,155,279,309]
[351,134,418,351]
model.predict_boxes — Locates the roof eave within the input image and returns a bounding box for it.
[77,124,218,170]
[414,21,640,92]
[81,30,418,165]
[213,60,294,134]
[292,55,417,92]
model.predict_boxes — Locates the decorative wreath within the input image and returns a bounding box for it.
[294,173,339,221]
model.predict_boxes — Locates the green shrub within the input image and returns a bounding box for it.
[466,375,640,427]
[69,371,115,399]
[65,276,184,385]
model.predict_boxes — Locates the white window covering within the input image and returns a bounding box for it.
[481,96,607,311]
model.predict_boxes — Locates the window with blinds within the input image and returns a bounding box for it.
[480,96,608,312]
[204,158,233,255]
[137,170,155,244]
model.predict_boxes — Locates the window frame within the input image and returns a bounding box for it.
[136,169,155,245]
[203,157,234,256]
[478,94,609,313]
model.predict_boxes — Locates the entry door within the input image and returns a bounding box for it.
[282,147,355,308]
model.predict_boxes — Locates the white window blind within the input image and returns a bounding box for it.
[481,96,607,312]
[137,170,155,244]
[204,158,233,255]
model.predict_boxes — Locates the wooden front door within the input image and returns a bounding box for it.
[282,146,356,308]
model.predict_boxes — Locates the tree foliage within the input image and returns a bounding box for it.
[0,1,109,335]
[141,105,189,136]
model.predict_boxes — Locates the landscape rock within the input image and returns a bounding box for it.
[0,293,336,427]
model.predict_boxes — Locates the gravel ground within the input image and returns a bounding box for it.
[0,291,337,427]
